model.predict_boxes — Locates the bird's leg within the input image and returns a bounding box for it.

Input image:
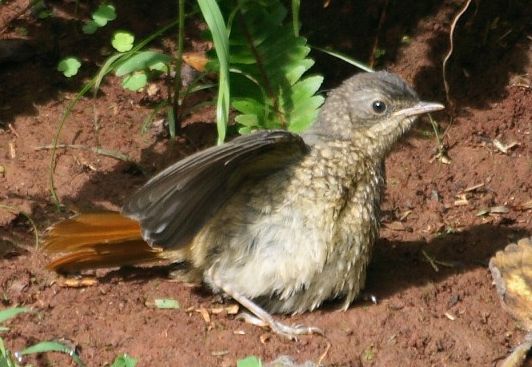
[209,274,323,340]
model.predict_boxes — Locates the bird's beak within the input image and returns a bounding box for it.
[393,101,445,118]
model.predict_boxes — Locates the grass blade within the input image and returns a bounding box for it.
[312,46,374,72]
[0,308,31,324]
[20,341,85,367]
[197,0,230,144]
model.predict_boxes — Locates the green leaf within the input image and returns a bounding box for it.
[122,72,147,91]
[0,307,31,324]
[0,337,7,357]
[290,75,324,101]
[20,341,85,366]
[57,57,81,78]
[149,61,169,72]
[32,0,52,19]
[232,98,263,115]
[166,107,176,138]
[285,59,314,85]
[82,20,99,34]
[112,31,135,52]
[198,0,230,144]
[153,299,180,309]
[288,95,324,132]
[237,356,262,367]
[235,114,259,127]
[110,354,137,367]
[37,9,53,19]
[92,4,116,27]
[94,53,124,94]
[114,51,171,76]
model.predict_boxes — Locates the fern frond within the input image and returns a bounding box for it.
[212,0,324,133]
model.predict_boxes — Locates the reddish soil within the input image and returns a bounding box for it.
[0,1,530,366]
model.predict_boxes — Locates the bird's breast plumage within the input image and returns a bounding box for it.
[197,140,385,314]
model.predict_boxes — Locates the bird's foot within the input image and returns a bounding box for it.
[236,311,323,340]
[207,269,324,340]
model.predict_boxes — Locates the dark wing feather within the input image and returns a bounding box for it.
[122,130,309,249]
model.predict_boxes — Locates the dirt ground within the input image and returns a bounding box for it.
[0,0,530,366]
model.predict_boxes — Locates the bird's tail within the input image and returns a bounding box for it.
[42,212,166,273]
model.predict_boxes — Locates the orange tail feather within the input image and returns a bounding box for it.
[43,212,164,273]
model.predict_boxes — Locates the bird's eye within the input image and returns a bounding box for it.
[371,100,387,114]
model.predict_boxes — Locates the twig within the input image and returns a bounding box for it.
[368,0,389,68]
[36,144,132,162]
[442,0,473,108]
[8,123,19,138]
[422,250,440,272]
[317,340,332,366]
[427,115,451,164]
[422,250,457,271]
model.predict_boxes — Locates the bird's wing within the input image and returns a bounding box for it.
[122,130,309,249]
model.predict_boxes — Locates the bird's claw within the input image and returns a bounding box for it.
[269,321,324,340]
[236,311,323,340]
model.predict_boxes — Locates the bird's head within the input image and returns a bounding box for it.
[305,71,444,157]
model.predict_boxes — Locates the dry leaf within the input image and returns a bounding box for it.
[493,138,519,154]
[59,277,98,288]
[463,183,485,193]
[260,333,271,344]
[454,193,469,206]
[444,312,456,321]
[146,83,159,97]
[195,307,211,324]
[489,237,532,331]
[385,221,405,231]
[211,350,229,357]
[182,52,208,72]
[9,141,16,159]
[210,304,238,315]
[399,210,412,221]
[476,208,490,217]
[519,199,532,210]
[225,304,239,315]
[490,205,510,214]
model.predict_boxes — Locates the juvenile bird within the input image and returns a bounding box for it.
[43,71,444,339]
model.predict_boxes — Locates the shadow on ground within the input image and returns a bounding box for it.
[38,223,529,310]
[2,0,529,125]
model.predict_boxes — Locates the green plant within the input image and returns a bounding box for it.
[50,0,371,204]
[110,354,137,367]
[237,356,262,367]
[0,307,85,366]
[82,4,117,34]
[0,307,138,366]
[206,0,324,134]
[57,56,81,77]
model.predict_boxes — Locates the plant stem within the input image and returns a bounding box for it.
[171,0,186,138]
[291,0,300,37]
